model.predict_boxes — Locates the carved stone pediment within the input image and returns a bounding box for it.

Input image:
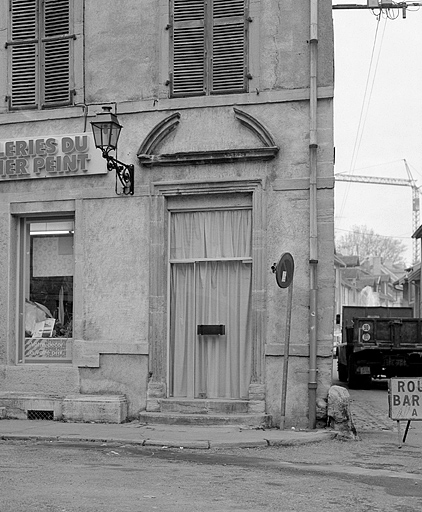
[137,107,279,167]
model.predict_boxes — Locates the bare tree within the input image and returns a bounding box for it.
[336,225,407,265]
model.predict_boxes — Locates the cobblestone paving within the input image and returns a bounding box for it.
[350,399,396,432]
[332,367,399,433]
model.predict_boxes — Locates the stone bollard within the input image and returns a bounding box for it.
[327,385,360,440]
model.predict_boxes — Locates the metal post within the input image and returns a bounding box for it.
[280,282,294,429]
[402,420,411,444]
[397,420,402,448]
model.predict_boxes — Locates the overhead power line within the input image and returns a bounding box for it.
[333,3,422,18]
[337,14,386,221]
[335,226,411,240]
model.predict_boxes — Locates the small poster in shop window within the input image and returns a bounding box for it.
[31,318,56,338]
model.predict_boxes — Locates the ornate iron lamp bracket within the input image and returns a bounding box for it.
[102,150,134,195]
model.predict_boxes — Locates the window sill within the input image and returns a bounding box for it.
[0,106,85,125]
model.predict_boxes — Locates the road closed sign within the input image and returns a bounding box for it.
[389,378,422,420]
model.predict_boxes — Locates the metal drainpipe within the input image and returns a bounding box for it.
[308,0,319,429]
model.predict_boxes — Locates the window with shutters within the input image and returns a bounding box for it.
[7,0,75,110]
[170,0,249,97]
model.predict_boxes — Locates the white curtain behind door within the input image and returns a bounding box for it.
[195,260,252,398]
[170,210,252,398]
[170,209,252,259]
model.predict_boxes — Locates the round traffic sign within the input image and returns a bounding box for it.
[275,252,294,288]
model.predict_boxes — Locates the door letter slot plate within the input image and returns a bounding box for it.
[197,324,226,336]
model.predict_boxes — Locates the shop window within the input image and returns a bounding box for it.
[6,0,76,110]
[169,0,249,97]
[18,218,74,364]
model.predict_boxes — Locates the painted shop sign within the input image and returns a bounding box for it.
[0,133,106,180]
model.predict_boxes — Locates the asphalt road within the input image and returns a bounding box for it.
[1,364,422,512]
[2,424,422,512]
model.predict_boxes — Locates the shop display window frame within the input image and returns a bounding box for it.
[17,215,75,364]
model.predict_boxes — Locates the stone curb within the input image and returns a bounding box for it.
[0,434,206,448]
[266,431,337,446]
[1,435,125,444]
[209,440,268,449]
[0,434,265,450]
[143,439,210,449]
[0,431,337,449]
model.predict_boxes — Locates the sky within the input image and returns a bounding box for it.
[332,1,422,266]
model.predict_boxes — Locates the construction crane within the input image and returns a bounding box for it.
[335,159,421,263]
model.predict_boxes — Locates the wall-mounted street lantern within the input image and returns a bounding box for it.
[91,106,134,195]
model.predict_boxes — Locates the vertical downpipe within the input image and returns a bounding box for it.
[308,0,319,429]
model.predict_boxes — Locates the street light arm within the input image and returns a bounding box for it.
[102,151,134,196]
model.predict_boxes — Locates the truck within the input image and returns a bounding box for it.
[337,306,422,388]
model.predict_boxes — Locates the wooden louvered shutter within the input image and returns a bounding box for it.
[42,0,72,107]
[10,0,38,109]
[171,0,206,97]
[211,0,247,94]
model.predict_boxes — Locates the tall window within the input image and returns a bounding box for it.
[18,218,74,364]
[7,0,74,110]
[170,0,249,97]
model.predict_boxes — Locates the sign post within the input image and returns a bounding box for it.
[389,377,422,447]
[272,253,294,430]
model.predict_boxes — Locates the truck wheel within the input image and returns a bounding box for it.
[348,361,371,389]
[347,369,360,389]
[338,362,348,382]
[361,374,372,389]
[347,359,367,389]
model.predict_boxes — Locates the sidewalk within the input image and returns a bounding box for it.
[0,419,336,449]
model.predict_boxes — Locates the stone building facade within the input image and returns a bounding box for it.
[0,0,334,427]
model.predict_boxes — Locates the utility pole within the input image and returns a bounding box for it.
[333,2,422,17]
